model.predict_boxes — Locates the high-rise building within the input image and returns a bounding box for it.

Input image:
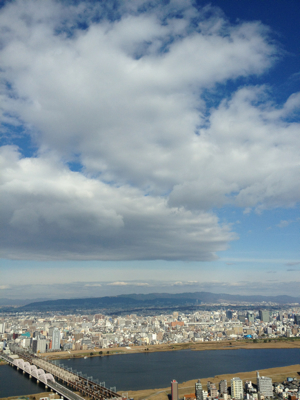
[0,323,5,333]
[231,378,243,399]
[171,380,178,400]
[257,372,273,397]
[247,312,255,323]
[226,311,234,320]
[32,338,38,353]
[195,379,203,400]
[294,315,300,325]
[32,336,47,354]
[237,314,246,323]
[52,327,61,351]
[259,310,270,323]
[219,380,227,395]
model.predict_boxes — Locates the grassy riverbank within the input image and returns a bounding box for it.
[42,338,300,360]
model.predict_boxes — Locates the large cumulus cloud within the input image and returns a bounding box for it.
[0,146,234,260]
[0,0,299,261]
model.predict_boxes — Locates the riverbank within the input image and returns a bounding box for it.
[42,339,300,360]
[125,364,300,400]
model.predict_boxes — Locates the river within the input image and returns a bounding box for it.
[1,348,300,397]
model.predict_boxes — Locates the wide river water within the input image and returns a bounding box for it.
[1,349,300,397]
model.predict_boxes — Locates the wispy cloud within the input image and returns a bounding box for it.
[286,261,300,266]
[172,281,199,286]
[277,220,293,228]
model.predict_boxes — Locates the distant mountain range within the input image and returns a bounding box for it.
[4,291,299,313]
[0,298,48,307]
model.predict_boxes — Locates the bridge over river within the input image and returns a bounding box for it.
[1,352,122,400]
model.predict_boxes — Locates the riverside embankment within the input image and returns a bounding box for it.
[42,338,300,361]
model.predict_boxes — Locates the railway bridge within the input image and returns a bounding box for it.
[1,352,122,400]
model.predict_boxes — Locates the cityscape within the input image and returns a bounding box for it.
[2,307,300,399]
[2,308,300,353]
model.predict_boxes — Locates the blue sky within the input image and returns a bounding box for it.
[0,0,300,300]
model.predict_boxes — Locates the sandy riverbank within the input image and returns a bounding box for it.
[41,339,300,360]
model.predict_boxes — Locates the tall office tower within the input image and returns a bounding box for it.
[294,315,300,325]
[257,372,273,397]
[238,314,246,323]
[219,380,227,395]
[52,327,61,351]
[247,312,255,323]
[226,310,233,319]
[0,323,5,333]
[32,338,38,353]
[195,379,203,400]
[231,378,243,400]
[259,310,270,323]
[171,380,178,400]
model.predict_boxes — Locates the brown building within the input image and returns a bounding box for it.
[171,380,178,400]
[170,321,184,327]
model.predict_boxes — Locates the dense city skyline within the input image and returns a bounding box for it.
[0,0,300,300]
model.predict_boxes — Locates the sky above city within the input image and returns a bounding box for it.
[1,0,300,301]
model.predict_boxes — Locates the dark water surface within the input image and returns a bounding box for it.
[0,364,50,397]
[2,349,300,397]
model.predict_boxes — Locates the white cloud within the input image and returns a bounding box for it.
[0,146,233,260]
[107,282,149,286]
[172,281,198,286]
[0,0,299,262]
[84,283,102,287]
